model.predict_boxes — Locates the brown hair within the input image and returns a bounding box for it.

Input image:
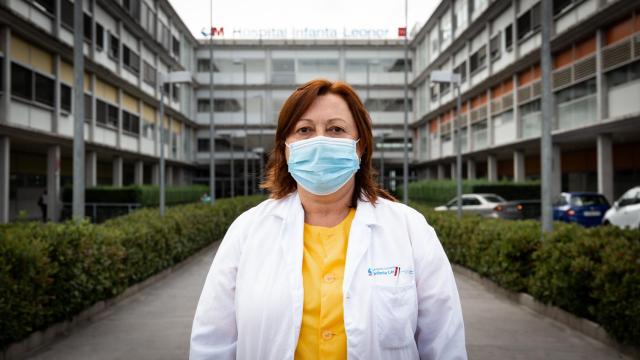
[261,79,396,206]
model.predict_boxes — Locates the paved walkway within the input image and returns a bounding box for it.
[28,242,627,360]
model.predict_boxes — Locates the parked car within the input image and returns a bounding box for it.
[603,186,640,229]
[491,200,541,220]
[434,193,506,217]
[552,192,610,227]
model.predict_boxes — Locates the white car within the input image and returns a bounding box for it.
[434,193,506,217]
[603,186,640,229]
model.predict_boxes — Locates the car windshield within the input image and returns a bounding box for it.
[571,195,609,207]
[483,195,506,203]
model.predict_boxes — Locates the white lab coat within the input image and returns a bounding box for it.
[190,192,466,360]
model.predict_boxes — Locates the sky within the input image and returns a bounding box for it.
[169,0,440,40]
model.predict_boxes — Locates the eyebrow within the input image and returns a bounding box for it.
[297,117,348,124]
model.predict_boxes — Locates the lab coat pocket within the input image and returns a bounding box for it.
[373,283,416,349]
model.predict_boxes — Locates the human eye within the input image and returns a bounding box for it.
[328,126,345,133]
[296,126,312,134]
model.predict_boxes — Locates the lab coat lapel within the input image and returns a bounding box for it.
[343,199,377,295]
[276,193,305,345]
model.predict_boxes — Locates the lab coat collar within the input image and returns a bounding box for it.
[270,191,381,227]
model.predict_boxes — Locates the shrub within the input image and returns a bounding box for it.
[62,185,209,207]
[0,195,264,349]
[413,201,640,346]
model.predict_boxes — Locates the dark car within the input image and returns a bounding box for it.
[553,192,610,227]
[491,200,541,220]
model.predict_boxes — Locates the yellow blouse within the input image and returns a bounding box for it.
[294,208,356,360]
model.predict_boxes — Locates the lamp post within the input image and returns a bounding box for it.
[234,59,248,196]
[158,71,191,216]
[402,0,409,204]
[431,70,462,218]
[208,0,216,205]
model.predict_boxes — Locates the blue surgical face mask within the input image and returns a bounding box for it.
[286,136,360,196]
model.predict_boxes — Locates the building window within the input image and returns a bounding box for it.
[84,93,92,122]
[430,83,438,101]
[172,84,180,103]
[554,0,574,16]
[143,61,156,86]
[517,3,541,41]
[440,11,452,47]
[60,83,72,112]
[61,0,73,29]
[96,99,118,128]
[11,63,32,101]
[363,98,413,112]
[34,0,54,14]
[34,73,54,107]
[606,60,640,88]
[555,78,596,104]
[490,33,501,61]
[197,98,241,112]
[122,45,140,74]
[197,138,209,152]
[197,99,211,112]
[143,122,155,139]
[108,33,120,60]
[470,47,487,74]
[454,61,467,83]
[159,23,170,50]
[171,133,177,156]
[142,3,156,36]
[197,59,220,72]
[504,24,513,50]
[172,36,180,57]
[453,0,468,34]
[123,0,140,20]
[96,23,104,51]
[122,110,140,134]
[439,81,451,95]
[83,13,92,41]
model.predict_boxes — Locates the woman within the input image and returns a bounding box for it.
[190,79,466,359]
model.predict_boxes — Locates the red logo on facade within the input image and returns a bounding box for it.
[398,27,406,37]
[211,27,224,37]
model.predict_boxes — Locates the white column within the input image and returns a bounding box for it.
[514,150,526,182]
[597,135,613,202]
[0,136,9,223]
[134,160,144,185]
[47,146,61,221]
[487,154,498,182]
[552,145,562,196]
[151,164,159,185]
[85,151,97,187]
[467,159,476,180]
[437,164,445,180]
[450,162,456,180]
[112,157,123,187]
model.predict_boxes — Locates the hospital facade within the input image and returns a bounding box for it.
[0,0,639,222]
[410,0,640,203]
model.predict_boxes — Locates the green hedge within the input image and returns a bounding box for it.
[0,195,264,349]
[62,185,209,207]
[412,202,640,346]
[402,180,540,207]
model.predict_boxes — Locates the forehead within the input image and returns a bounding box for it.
[297,93,354,124]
